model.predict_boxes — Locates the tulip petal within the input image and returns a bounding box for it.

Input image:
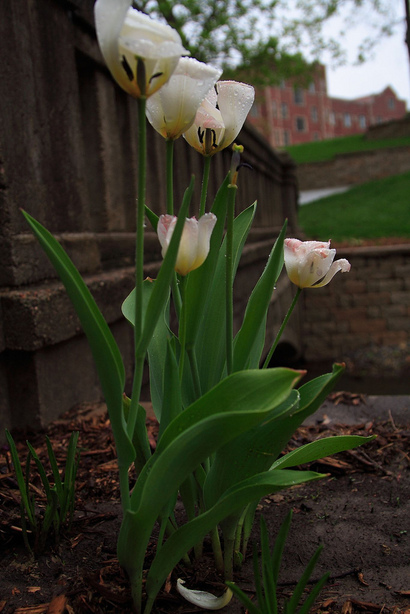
[189,213,217,272]
[177,579,233,610]
[312,258,351,287]
[298,248,336,288]
[146,58,222,139]
[94,0,134,96]
[176,218,200,276]
[216,81,255,149]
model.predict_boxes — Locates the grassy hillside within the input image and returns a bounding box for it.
[298,171,410,242]
[285,133,410,164]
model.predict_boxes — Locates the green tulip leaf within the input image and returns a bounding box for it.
[270,434,375,470]
[21,211,134,468]
[117,368,299,587]
[233,220,287,372]
[194,203,257,394]
[145,469,325,605]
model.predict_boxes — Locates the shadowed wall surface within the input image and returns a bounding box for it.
[0,0,299,433]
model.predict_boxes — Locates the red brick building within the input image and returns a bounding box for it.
[247,65,407,147]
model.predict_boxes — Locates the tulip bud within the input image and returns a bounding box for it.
[284,239,351,289]
[157,214,217,276]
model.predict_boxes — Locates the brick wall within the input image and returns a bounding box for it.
[297,146,410,190]
[302,244,410,364]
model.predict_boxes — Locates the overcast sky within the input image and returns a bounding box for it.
[324,2,410,108]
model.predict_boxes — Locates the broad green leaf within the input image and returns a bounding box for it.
[145,204,159,231]
[203,390,300,508]
[117,368,299,586]
[233,220,287,372]
[194,204,257,394]
[183,174,230,351]
[270,434,375,470]
[145,469,325,605]
[122,280,171,421]
[158,340,183,440]
[21,211,134,468]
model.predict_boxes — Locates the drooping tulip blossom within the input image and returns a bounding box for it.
[284,239,351,289]
[146,58,222,140]
[157,213,217,276]
[94,0,189,98]
[183,80,255,156]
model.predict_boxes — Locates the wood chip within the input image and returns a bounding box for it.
[46,594,67,614]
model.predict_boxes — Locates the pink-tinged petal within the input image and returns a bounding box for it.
[157,214,177,254]
[176,218,199,276]
[298,248,335,288]
[284,237,350,289]
[216,81,255,149]
[189,213,217,272]
[312,258,351,287]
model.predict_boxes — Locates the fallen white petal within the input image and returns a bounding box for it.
[177,578,233,610]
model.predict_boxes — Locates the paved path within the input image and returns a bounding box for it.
[299,185,351,205]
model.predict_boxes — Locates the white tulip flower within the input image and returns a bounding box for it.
[94,0,189,98]
[183,80,255,156]
[284,239,351,289]
[146,58,222,140]
[157,213,217,276]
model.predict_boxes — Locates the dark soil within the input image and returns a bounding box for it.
[0,396,409,614]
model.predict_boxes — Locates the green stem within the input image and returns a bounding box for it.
[178,275,187,381]
[211,526,224,573]
[225,185,237,376]
[127,96,147,441]
[263,287,302,369]
[199,155,211,217]
[166,139,174,215]
[187,347,202,399]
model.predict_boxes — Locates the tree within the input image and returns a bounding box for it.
[133,0,402,85]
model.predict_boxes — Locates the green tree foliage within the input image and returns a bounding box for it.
[132,0,400,85]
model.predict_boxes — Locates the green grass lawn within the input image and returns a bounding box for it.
[298,171,410,242]
[285,133,410,164]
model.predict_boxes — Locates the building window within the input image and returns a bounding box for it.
[296,116,305,132]
[308,82,316,93]
[376,116,382,123]
[279,79,286,89]
[281,102,288,119]
[284,130,291,145]
[388,97,395,109]
[359,115,366,129]
[328,111,335,125]
[271,101,277,118]
[344,113,351,127]
[294,87,304,104]
[311,106,318,122]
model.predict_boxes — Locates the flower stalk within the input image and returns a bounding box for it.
[263,287,302,369]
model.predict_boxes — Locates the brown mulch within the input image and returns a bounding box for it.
[0,399,409,613]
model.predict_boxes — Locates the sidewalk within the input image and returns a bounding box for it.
[299,185,351,205]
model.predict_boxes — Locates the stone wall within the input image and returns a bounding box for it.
[302,244,410,364]
[0,0,299,433]
[297,146,410,190]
